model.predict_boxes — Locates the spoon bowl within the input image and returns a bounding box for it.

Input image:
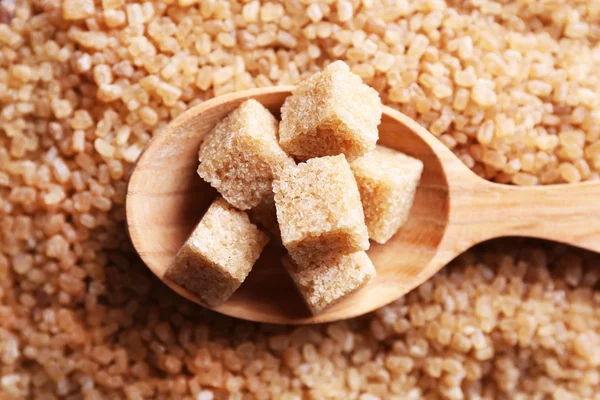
[127,87,600,324]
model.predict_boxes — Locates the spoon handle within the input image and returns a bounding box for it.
[449,180,600,253]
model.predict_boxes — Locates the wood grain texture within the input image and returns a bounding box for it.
[126,87,600,324]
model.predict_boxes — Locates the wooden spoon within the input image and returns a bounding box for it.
[126,87,600,324]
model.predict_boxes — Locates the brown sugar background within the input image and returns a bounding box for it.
[1,0,600,398]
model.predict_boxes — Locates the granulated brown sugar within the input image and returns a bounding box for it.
[2,0,600,398]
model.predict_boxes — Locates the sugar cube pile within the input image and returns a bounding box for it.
[167,61,423,313]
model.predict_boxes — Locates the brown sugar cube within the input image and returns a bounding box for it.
[197,99,295,210]
[248,194,280,238]
[279,61,382,161]
[273,155,369,260]
[350,146,424,244]
[282,252,376,315]
[165,197,269,307]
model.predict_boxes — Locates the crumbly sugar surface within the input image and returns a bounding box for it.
[166,246,240,308]
[283,252,376,315]
[166,197,269,306]
[351,146,424,243]
[273,155,369,260]
[198,99,294,210]
[279,61,382,161]
[4,0,600,398]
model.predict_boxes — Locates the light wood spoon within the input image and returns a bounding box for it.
[126,86,600,324]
